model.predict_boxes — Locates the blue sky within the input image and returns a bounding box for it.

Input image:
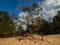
[0,0,43,15]
[0,0,60,19]
[19,0,43,6]
[0,0,20,15]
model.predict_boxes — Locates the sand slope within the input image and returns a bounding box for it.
[0,34,60,45]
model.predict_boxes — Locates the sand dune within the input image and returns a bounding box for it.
[0,34,60,45]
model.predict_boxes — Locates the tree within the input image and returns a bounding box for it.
[16,3,44,34]
[33,17,45,32]
[0,11,16,37]
[11,3,49,41]
[53,11,60,33]
[16,25,24,35]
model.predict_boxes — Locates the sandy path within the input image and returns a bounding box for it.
[0,34,60,45]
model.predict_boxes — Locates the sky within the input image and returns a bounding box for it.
[0,0,43,15]
[0,0,60,30]
[0,0,19,15]
[19,0,60,20]
[41,0,60,20]
[0,0,60,17]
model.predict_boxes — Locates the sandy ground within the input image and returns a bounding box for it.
[0,34,60,45]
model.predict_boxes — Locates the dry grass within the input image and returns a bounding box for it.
[0,34,60,45]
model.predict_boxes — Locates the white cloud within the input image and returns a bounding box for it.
[18,0,60,21]
[18,12,25,18]
[39,0,60,20]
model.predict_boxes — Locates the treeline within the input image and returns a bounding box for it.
[0,10,60,38]
[0,3,60,38]
[38,11,60,35]
[0,11,16,38]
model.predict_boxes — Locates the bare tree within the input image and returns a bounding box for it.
[13,3,45,41]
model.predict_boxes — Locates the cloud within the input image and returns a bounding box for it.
[18,12,26,18]
[40,0,60,20]
[18,0,60,21]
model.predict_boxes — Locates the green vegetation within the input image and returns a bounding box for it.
[53,11,60,33]
[0,11,16,37]
[0,3,60,38]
